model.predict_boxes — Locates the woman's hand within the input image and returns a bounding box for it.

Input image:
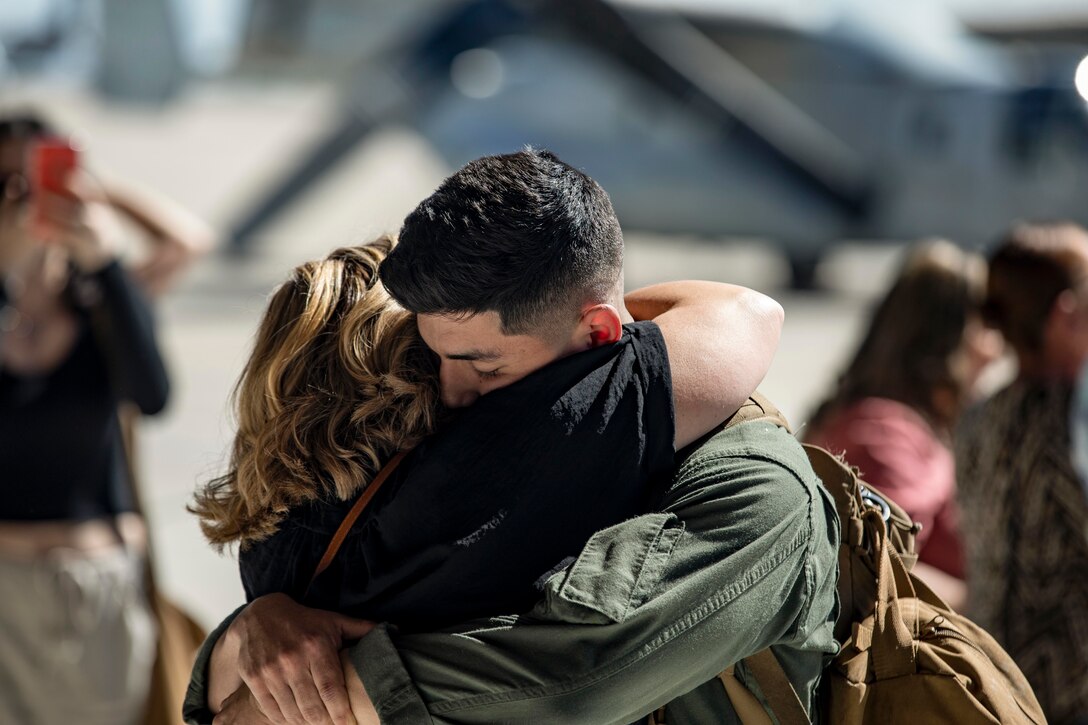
[32,174,120,274]
[340,650,380,725]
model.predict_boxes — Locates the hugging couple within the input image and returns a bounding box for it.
[185,148,839,724]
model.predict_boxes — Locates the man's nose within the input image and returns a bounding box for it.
[439,361,480,409]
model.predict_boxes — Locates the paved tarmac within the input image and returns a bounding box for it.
[5,80,947,629]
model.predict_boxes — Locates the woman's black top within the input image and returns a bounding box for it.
[0,261,170,520]
[241,321,675,630]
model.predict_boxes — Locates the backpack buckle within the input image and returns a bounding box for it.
[859,485,891,526]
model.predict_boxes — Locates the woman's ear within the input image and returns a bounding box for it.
[1048,289,1080,335]
[579,304,622,348]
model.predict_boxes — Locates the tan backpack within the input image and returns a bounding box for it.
[706,396,1047,724]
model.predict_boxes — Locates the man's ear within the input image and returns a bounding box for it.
[578,304,623,349]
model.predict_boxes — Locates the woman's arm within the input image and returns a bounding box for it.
[101,178,214,298]
[36,185,170,414]
[85,261,171,414]
[912,561,967,611]
[626,281,784,449]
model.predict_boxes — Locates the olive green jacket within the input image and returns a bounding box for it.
[186,420,840,724]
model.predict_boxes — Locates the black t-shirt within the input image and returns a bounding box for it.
[0,262,170,520]
[240,321,675,630]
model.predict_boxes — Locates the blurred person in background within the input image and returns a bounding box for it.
[0,112,210,724]
[956,221,1088,725]
[0,113,213,295]
[1072,358,1088,492]
[805,240,1002,611]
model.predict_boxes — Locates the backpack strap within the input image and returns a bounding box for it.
[307,449,409,593]
[718,663,774,725]
[741,649,811,725]
[722,392,792,433]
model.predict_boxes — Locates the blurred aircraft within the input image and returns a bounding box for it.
[6,0,1086,286]
[224,0,1088,287]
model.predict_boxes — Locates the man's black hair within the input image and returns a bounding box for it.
[380,148,623,336]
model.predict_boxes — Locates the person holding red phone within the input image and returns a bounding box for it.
[0,112,207,724]
[0,113,214,295]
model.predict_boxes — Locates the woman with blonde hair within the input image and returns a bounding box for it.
[805,239,1002,609]
[191,234,782,722]
[191,239,438,552]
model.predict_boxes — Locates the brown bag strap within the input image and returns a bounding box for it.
[740,649,811,725]
[718,663,775,725]
[307,450,409,591]
[723,392,791,433]
[870,513,918,680]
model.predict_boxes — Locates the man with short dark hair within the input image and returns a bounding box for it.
[381,149,629,409]
[186,149,839,724]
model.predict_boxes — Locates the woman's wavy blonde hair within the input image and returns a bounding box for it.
[190,236,440,550]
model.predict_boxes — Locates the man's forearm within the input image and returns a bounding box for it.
[184,604,246,725]
[207,626,243,713]
[350,524,811,722]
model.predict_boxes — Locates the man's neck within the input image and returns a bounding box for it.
[616,303,634,325]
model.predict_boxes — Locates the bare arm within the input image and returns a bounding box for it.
[101,178,214,297]
[341,651,379,725]
[626,281,784,449]
[912,562,967,611]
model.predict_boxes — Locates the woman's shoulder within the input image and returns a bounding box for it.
[807,400,954,513]
[239,495,354,600]
[814,398,937,444]
[809,397,950,483]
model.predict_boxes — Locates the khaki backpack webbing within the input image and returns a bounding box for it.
[720,392,792,434]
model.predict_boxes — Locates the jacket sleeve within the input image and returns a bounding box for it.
[350,423,839,724]
[183,604,247,725]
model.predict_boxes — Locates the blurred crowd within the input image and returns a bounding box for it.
[805,227,1088,722]
[1,107,1088,724]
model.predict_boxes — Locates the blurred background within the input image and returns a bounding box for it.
[2,0,1086,629]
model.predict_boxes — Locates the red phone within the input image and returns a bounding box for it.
[28,137,79,195]
[26,137,79,233]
